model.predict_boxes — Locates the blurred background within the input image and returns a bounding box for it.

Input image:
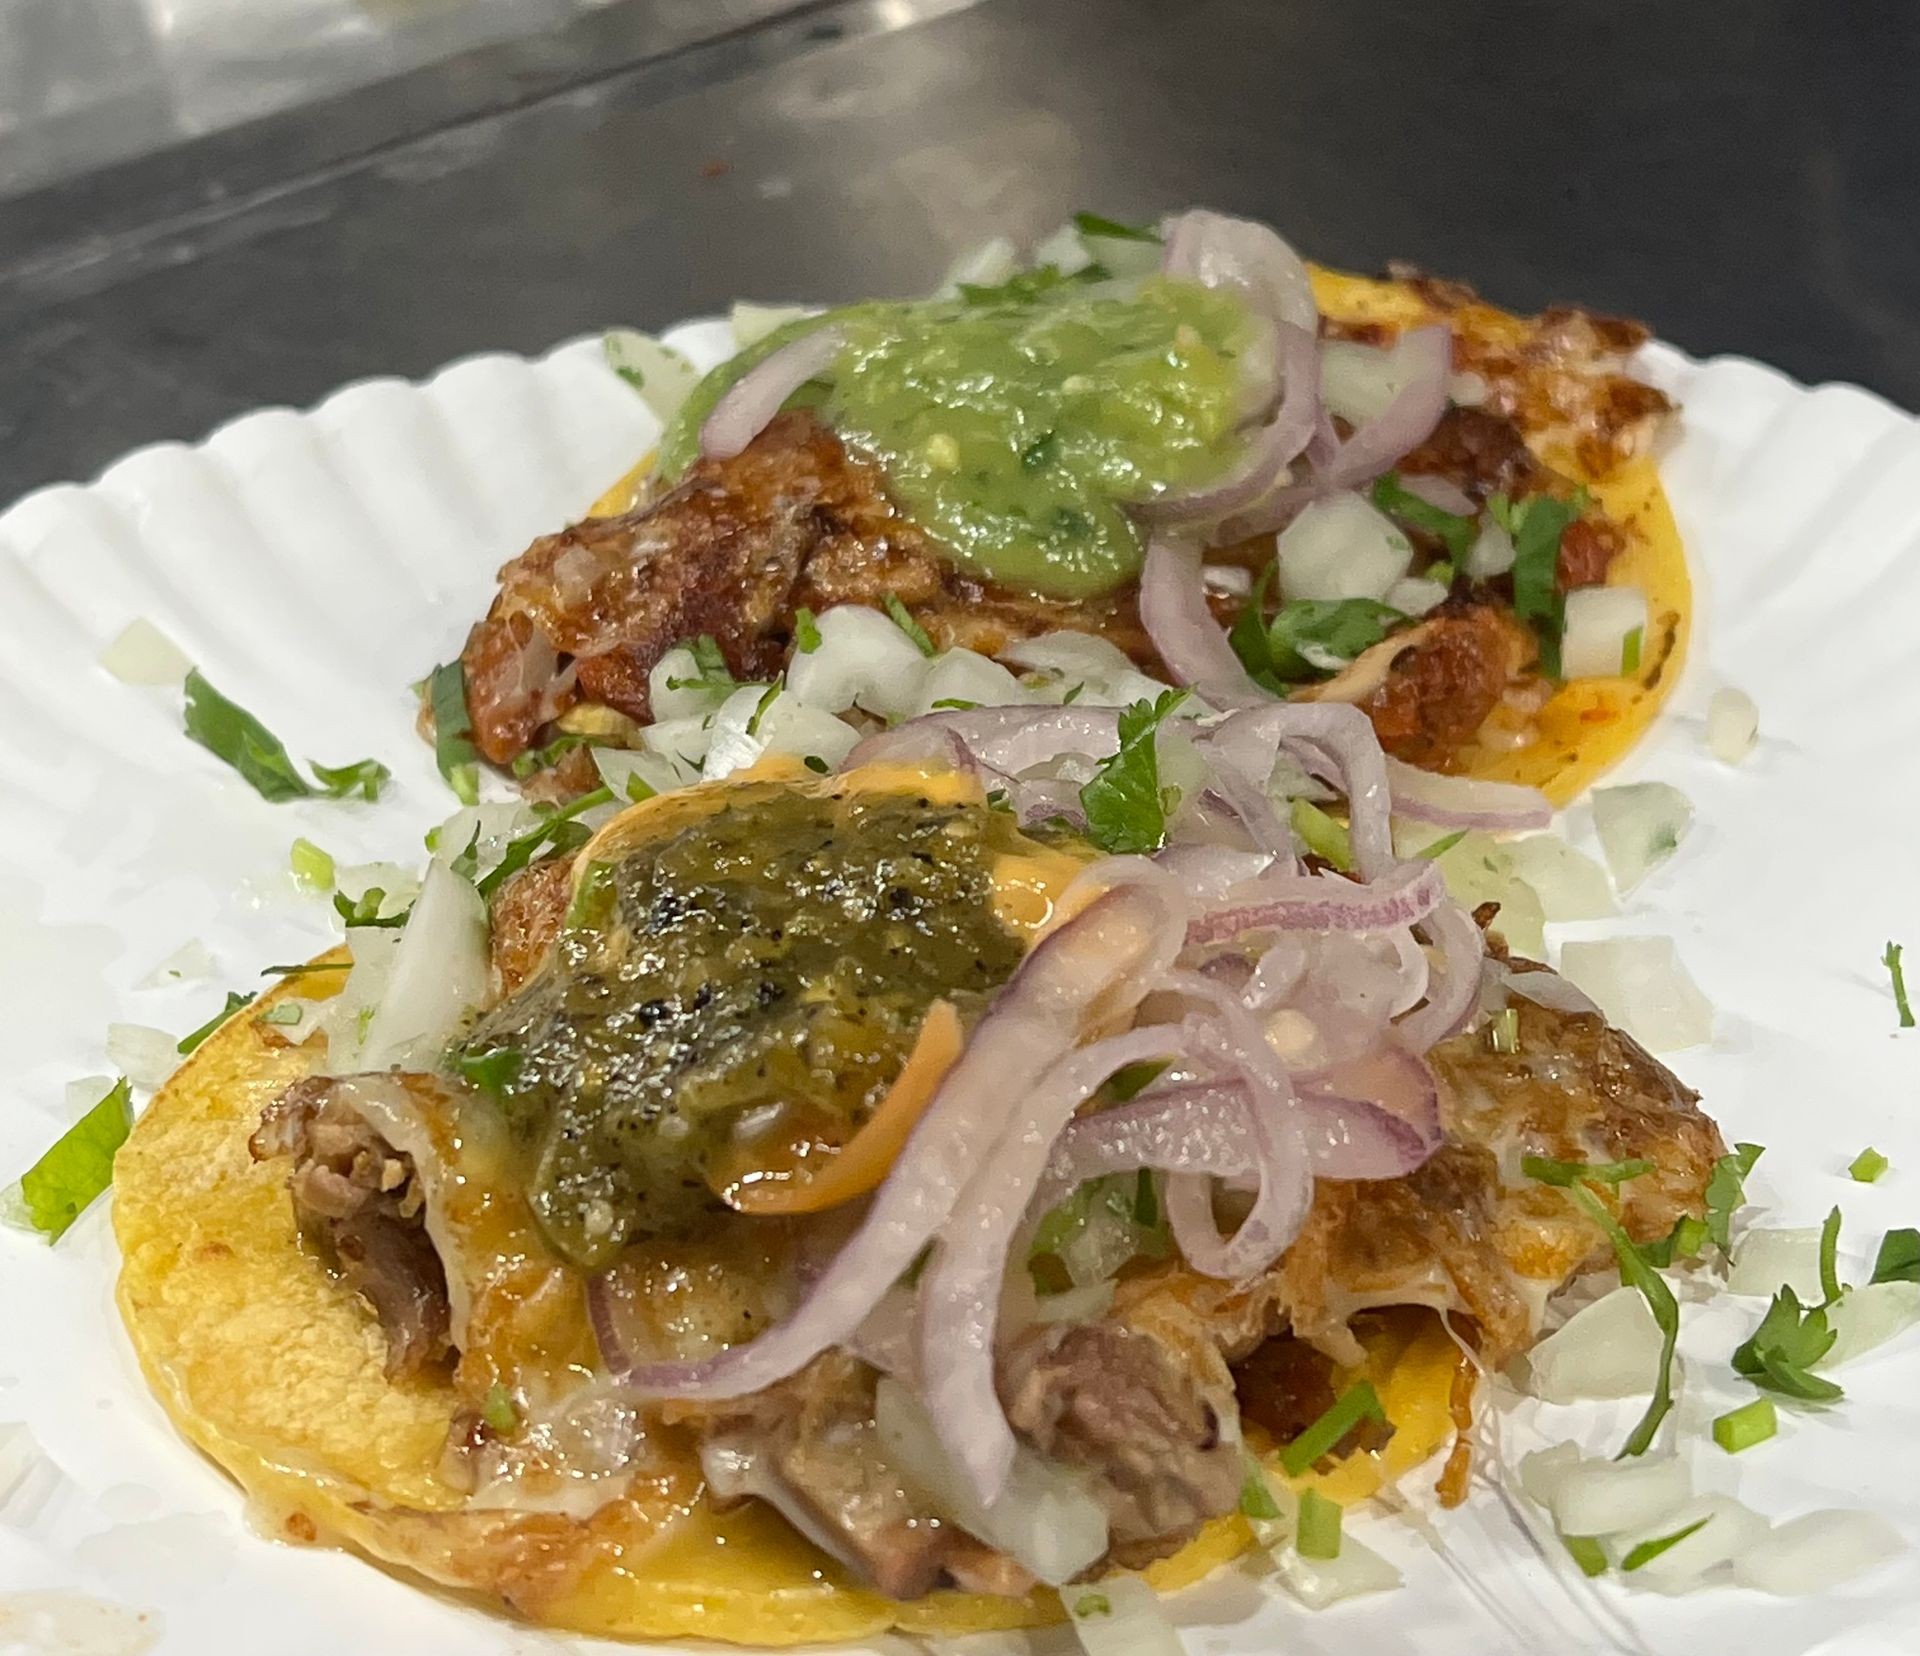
[2,0,1916,501]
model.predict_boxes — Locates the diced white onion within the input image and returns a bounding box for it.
[1591,781,1692,894]
[1202,563,1253,598]
[1820,1281,1920,1367]
[1518,1442,1584,1508]
[106,1024,179,1091]
[1064,1575,1183,1656]
[317,927,400,1070]
[1622,1494,1770,1590]
[1464,519,1515,580]
[353,858,489,1073]
[873,1377,1109,1587]
[700,683,778,781]
[637,713,714,774]
[1548,1454,1691,1539]
[908,649,1031,719]
[1267,1530,1404,1609]
[649,645,734,722]
[1319,336,1435,427]
[1448,370,1490,407]
[1558,936,1713,1053]
[785,605,930,720]
[1726,1227,1824,1301]
[1707,687,1759,764]
[334,861,420,916]
[430,801,538,877]
[98,617,192,687]
[0,1422,66,1528]
[1560,586,1650,680]
[1731,1509,1905,1595]
[1001,629,1171,709]
[1404,829,1545,959]
[701,686,861,781]
[1502,835,1615,921]
[1519,1286,1666,1403]
[1383,576,1450,617]
[593,745,694,802]
[601,329,700,425]
[730,301,814,349]
[1275,492,1414,603]
[137,939,214,989]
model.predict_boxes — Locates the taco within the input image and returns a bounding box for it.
[116,698,1724,1643]
[446,209,1685,813]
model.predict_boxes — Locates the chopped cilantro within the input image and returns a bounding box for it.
[1296,1489,1343,1560]
[1494,491,1584,680]
[1073,211,1161,244]
[1279,1381,1387,1478]
[665,634,738,693]
[882,594,936,657]
[957,264,1105,308]
[930,697,979,711]
[1071,1592,1111,1619]
[510,733,587,780]
[1523,1154,1655,1188]
[793,607,822,654]
[1238,1459,1283,1520]
[184,671,390,804]
[1704,1142,1765,1255]
[426,660,481,805]
[1078,689,1189,854]
[481,1383,519,1434]
[746,681,782,738]
[255,1003,303,1028]
[1871,1227,1920,1285]
[1266,599,1407,681]
[457,1045,523,1096]
[1885,941,1915,1028]
[1562,1534,1609,1577]
[1108,1060,1167,1102]
[176,990,256,1055]
[1731,1285,1843,1402]
[1371,472,1476,560]
[333,888,409,930]
[1563,1181,1678,1456]
[1818,1205,1844,1306]
[473,787,612,900]
[1415,829,1468,860]
[14,1078,132,1241]
[1642,1213,1709,1268]
[803,755,831,775]
[1621,1517,1710,1572]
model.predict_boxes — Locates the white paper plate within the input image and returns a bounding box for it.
[2,327,1917,1655]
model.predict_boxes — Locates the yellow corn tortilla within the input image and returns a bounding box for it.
[115,775,1463,1643]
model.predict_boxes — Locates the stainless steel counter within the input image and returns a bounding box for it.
[3,0,1917,503]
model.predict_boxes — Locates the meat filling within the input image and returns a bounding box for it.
[250,1077,452,1378]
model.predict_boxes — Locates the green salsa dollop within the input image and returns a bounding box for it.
[656,275,1259,599]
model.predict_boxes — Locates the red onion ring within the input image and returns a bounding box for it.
[1399,473,1476,516]
[701,325,844,460]
[1134,323,1318,526]
[919,1025,1184,1501]
[1138,535,1268,708]
[1389,899,1486,1052]
[600,883,1185,1398]
[1160,209,1318,335]
[1384,755,1553,831]
[1187,858,1447,947]
[845,705,1122,778]
[1204,701,1394,879]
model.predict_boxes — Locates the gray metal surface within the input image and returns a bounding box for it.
[4,0,1918,505]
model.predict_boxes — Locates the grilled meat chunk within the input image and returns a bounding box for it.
[250,1077,452,1378]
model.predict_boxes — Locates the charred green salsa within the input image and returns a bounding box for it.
[460,783,1072,1268]
[656,276,1260,599]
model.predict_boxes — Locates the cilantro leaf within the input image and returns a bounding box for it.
[882,594,936,657]
[1704,1142,1765,1254]
[176,990,256,1055]
[184,671,390,805]
[332,887,410,930]
[1499,492,1583,680]
[473,787,612,900]
[1227,560,1281,689]
[426,660,482,805]
[1073,211,1161,244]
[1078,689,1189,854]
[1565,1181,1679,1456]
[1371,472,1476,560]
[14,1079,133,1241]
[510,733,586,780]
[665,634,739,693]
[1265,599,1407,681]
[1731,1285,1843,1402]
[957,264,1106,307]
[1239,1459,1283,1519]
[457,1044,523,1097]
[1886,940,1915,1028]
[794,607,822,654]
[1872,1227,1920,1285]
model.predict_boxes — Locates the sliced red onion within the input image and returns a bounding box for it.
[1187,858,1446,947]
[701,325,844,460]
[1384,756,1553,831]
[1398,473,1476,517]
[919,1026,1184,1502]
[1390,899,1486,1052]
[1220,326,1453,542]
[845,705,1122,778]
[604,883,1185,1399]
[1151,844,1277,900]
[1138,535,1268,708]
[1134,323,1318,526]
[1160,209,1318,334]
[1496,962,1601,1017]
[1294,1047,1443,1170]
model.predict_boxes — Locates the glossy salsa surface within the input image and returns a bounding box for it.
[462,782,1060,1267]
[658,275,1259,599]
